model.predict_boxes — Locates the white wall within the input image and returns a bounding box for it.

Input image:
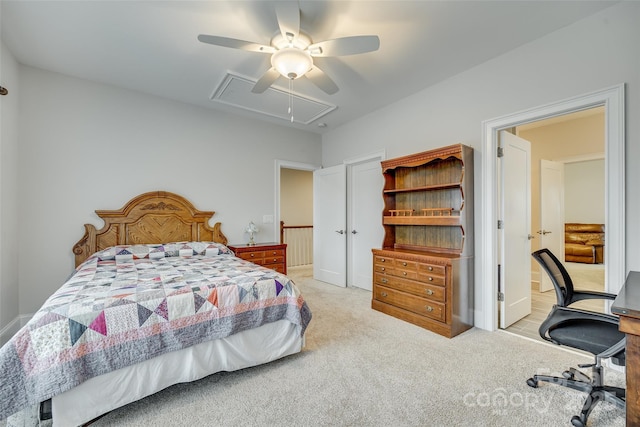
[17,66,321,315]
[322,2,640,328]
[518,111,605,254]
[564,159,605,224]
[0,39,20,342]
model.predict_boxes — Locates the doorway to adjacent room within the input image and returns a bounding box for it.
[480,84,625,332]
[501,108,607,340]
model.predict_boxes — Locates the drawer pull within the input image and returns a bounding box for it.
[381,292,388,297]
[250,254,255,257]
[426,306,434,312]
[380,258,385,262]
[428,277,433,281]
[381,267,385,271]
[428,266,433,271]
[402,262,407,266]
[403,272,407,276]
[426,289,433,295]
[381,278,388,284]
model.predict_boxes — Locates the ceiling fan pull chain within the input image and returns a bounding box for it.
[289,78,294,123]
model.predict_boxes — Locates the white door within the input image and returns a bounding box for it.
[539,160,565,292]
[499,131,532,328]
[348,159,384,291]
[313,165,347,287]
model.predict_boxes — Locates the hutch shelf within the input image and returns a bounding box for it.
[371,143,474,338]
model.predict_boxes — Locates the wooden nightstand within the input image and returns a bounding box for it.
[228,242,287,274]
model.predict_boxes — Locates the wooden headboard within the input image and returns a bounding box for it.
[72,191,228,267]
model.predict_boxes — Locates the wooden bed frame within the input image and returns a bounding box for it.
[49,192,305,426]
[72,191,228,267]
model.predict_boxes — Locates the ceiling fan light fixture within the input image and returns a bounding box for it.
[272,47,312,79]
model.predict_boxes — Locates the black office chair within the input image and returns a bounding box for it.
[527,248,625,427]
[532,248,616,309]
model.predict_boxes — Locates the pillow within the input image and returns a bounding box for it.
[163,241,233,257]
[92,241,232,263]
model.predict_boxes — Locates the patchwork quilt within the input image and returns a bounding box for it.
[0,242,312,421]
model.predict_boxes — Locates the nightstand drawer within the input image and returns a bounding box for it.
[263,256,285,266]
[237,251,265,262]
[228,243,288,274]
[264,249,285,257]
[270,264,286,273]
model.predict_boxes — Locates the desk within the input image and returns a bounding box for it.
[612,271,640,425]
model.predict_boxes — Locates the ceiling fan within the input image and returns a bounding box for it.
[198,1,380,95]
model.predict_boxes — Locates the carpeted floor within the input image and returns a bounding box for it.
[84,265,625,427]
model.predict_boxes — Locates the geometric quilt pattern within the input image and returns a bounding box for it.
[0,243,312,421]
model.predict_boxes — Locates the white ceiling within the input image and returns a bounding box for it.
[0,1,616,134]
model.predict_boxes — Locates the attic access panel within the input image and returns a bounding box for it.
[210,72,336,125]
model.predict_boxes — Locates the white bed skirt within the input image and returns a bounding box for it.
[51,320,302,426]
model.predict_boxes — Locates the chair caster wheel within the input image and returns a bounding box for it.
[571,415,585,427]
[526,378,538,388]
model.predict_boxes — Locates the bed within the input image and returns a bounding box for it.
[0,191,312,426]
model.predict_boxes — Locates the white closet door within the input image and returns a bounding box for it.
[348,159,384,291]
[313,165,347,287]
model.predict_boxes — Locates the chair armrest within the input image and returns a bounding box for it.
[554,305,619,322]
[571,290,617,304]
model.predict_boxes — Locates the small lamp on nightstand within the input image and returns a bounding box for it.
[245,221,259,246]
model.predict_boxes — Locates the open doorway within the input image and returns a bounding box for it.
[504,107,606,342]
[275,160,320,275]
[280,167,314,268]
[479,84,625,333]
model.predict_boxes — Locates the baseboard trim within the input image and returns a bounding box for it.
[0,317,21,346]
[0,314,33,345]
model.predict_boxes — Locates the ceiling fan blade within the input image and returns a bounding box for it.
[275,1,300,41]
[306,66,339,95]
[198,35,275,54]
[252,68,281,93]
[308,35,380,57]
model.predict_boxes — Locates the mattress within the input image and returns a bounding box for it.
[0,241,311,425]
[51,319,302,426]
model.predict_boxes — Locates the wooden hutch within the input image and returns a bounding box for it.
[372,144,474,338]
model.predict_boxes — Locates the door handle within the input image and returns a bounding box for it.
[537,230,552,235]
[335,230,345,234]
[351,230,358,234]
[527,234,535,240]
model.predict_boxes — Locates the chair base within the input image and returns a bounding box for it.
[527,366,625,426]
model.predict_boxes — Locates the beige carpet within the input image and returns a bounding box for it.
[81,265,625,427]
